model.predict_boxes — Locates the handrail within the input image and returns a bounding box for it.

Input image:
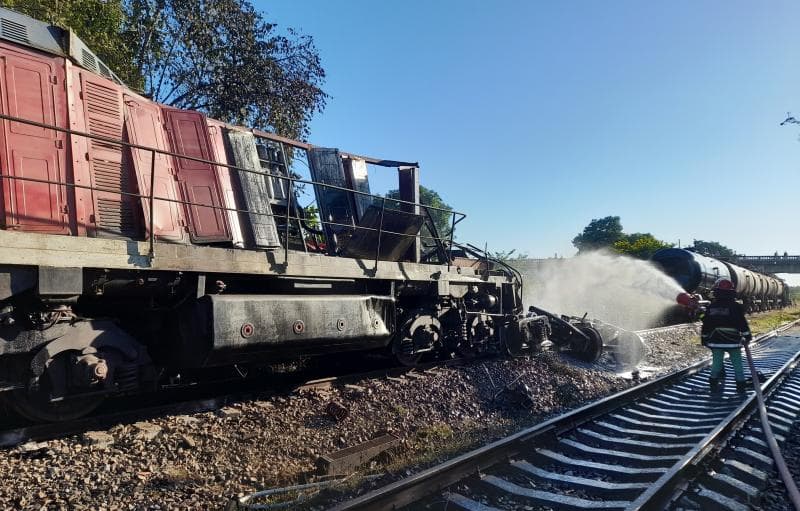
[0,111,469,269]
[0,112,457,216]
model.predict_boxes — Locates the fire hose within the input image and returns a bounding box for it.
[744,343,800,510]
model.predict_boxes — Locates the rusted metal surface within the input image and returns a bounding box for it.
[162,108,231,243]
[123,94,187,242]
[72,69,139,238]
[317,434,400,476]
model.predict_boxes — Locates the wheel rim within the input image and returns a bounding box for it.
[6,386,105,422]
[574,326,603,362]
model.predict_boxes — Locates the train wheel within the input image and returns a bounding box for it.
[393,311,440,367]
[573,326,603,362]
[6,388,105,423]
[5,352,107,422]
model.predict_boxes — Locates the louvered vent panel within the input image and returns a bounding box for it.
[96,198,138,237]
[0,18,29,44]
[85,81,123,152]
[81,49,97,72]
[92,159,127,191]
[98,62,111,78]
[88,117,122,139]
[82,74,138,238]
[85,82,120,117]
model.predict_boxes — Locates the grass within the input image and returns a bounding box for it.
[747,306,800,336]
[380,419,509,476]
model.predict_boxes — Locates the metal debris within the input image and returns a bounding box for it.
[233,477,350,510]
[317,433,400,476]
[324,400,349,421]
[491,372,536,408]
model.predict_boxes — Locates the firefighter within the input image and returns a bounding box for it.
[701,278,752,393]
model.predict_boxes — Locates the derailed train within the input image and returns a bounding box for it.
[0,8,628,422]
[652,248,790,312]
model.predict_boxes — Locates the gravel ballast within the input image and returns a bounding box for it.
[0,325,710,510]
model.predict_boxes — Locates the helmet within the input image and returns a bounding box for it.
[713,278,735,292]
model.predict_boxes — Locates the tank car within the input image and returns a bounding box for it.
[0,8,625,422]
[652,248,788,313]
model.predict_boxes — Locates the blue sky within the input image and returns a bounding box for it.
[256,0,800,258]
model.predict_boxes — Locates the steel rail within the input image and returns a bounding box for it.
[634,322,699,335]
[328,319,800,511]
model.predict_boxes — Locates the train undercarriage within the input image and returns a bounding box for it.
[0,261,642,423]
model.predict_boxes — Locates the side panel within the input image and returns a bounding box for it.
[162,108,230,243]
[123,95,185,242]
[307,147,355,253]
[226,130,280,248]
[206,119,244,247]
[343,157,371,221]
[0,44,70,234]
[178,294,394,367]
[73,69,140,238]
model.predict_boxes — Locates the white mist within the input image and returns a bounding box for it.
[519,250,684,330]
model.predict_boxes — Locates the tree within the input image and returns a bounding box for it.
[2,0,327,140]
[613,233,673,259]
[491,249,529,262]
[573,216,672,259]
[572,216,624,252]
[688,240,736,259]
[386,186,454,241]
[126,0,326,139]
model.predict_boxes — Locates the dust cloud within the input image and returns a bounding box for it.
[520,250,684,330]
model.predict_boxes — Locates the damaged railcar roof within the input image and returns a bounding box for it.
[0,6,126,86]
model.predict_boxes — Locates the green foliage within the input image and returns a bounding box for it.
[1,0,326,140]
[126,0,327,139]
[573,216,672,259]
[688,239,736,259]
[302,204,320,230]
[386,185,454,240]
[491,249,529,262]
[1,0,143,88]
[572,216,624,252]
[613,233,673,259]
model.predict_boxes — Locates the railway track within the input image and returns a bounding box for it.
[671,363,800,510]
[329,320,800,511]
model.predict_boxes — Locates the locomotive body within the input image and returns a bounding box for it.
[652,248,789,312]
[0,8,569,422]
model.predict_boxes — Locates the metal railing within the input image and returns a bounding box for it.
[0,111,467,272]
[734,255,800,264]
